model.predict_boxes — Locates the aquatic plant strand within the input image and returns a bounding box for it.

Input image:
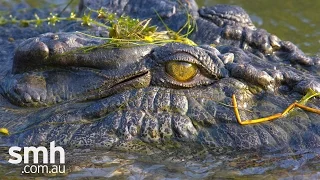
[233,89,320,125]
[0,7,197,47]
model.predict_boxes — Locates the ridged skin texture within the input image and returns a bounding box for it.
[0,0,319,153]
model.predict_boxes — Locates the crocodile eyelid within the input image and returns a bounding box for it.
[161,52,199,64]
[160,52,219,76]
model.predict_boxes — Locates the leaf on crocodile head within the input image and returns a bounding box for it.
[0,128,9,136]
[77,5,197,51]
[298,88,320,105]
[153,5,197,46]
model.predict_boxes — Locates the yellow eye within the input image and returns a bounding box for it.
[165,61,198,82]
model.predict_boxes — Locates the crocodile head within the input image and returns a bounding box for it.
[0,0,319,154]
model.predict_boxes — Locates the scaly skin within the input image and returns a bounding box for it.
[0,0,319,154]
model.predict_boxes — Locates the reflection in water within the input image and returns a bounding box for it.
[1,146,320,179]
[1,0,320,179]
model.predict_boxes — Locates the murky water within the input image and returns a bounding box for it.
[1,0,320,179]
[1,146,320,179]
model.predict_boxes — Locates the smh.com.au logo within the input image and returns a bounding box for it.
[8,141,66,174]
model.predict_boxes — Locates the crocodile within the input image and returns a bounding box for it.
[0,0,319,154]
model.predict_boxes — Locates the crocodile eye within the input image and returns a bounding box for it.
[165,61,198,82]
